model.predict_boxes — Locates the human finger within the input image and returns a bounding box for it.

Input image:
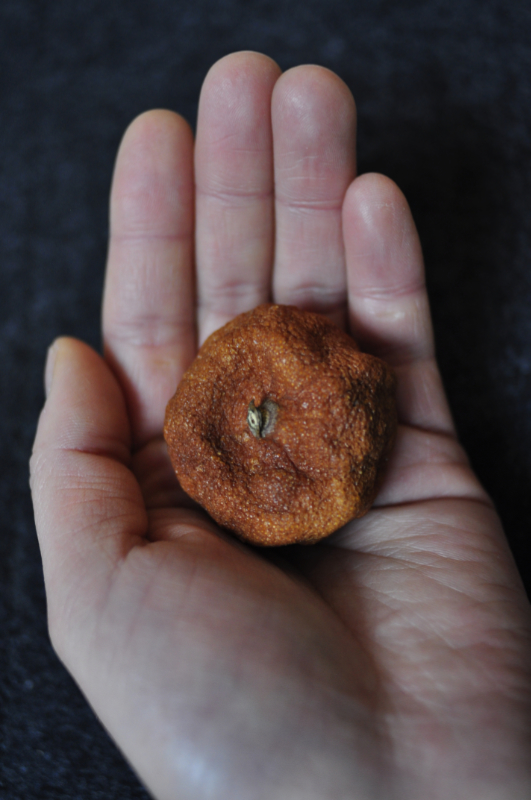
[30,337,147,652]
[271,65,356,329]
[343,173,455,433]
[103,109,195,448]
[195,51,281,344]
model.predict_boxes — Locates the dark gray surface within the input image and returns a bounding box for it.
[1,1,531,796]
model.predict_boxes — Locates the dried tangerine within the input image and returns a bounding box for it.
[164,304,396,546]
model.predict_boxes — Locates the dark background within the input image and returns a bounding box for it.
[1,1,530,797]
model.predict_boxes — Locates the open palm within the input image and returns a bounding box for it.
[31,53,531,800]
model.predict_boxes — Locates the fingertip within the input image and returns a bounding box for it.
[343,172,413,229]
[343,172,425,298]
[110,109,194,239]
[272,64,356,131]
[114,109,194,189]
[37,336,132,462]
[346,170,402,193]
[197,51,281,148]
[44,336,89,400]
[202,50,281,89]
[275,61,355,96]
[118,108,193,154]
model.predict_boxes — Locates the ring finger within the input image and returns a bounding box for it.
[271,65,357,328]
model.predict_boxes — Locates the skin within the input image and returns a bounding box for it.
[30,52,531,800]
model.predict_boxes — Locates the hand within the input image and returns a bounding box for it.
[31,52,531,800]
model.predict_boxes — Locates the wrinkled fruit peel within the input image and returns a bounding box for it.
[164,304,397,546]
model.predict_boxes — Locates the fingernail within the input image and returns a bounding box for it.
[44,340,59,398]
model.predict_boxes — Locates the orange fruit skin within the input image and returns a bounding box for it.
[164,304,397,546]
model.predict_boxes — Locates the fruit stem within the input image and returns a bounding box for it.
[247,398,278,438]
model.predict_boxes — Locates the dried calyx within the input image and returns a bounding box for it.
[247,398,278,439]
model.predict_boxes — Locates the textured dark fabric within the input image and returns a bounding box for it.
[1,0,530,796]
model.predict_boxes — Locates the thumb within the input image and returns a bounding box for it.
[30,337,147,659]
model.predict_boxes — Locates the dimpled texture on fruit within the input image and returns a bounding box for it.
[164,304,397,546]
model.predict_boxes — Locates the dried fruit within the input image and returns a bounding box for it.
[164,304,396,546]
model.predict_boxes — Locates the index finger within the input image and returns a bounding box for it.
[103,110,196,449]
